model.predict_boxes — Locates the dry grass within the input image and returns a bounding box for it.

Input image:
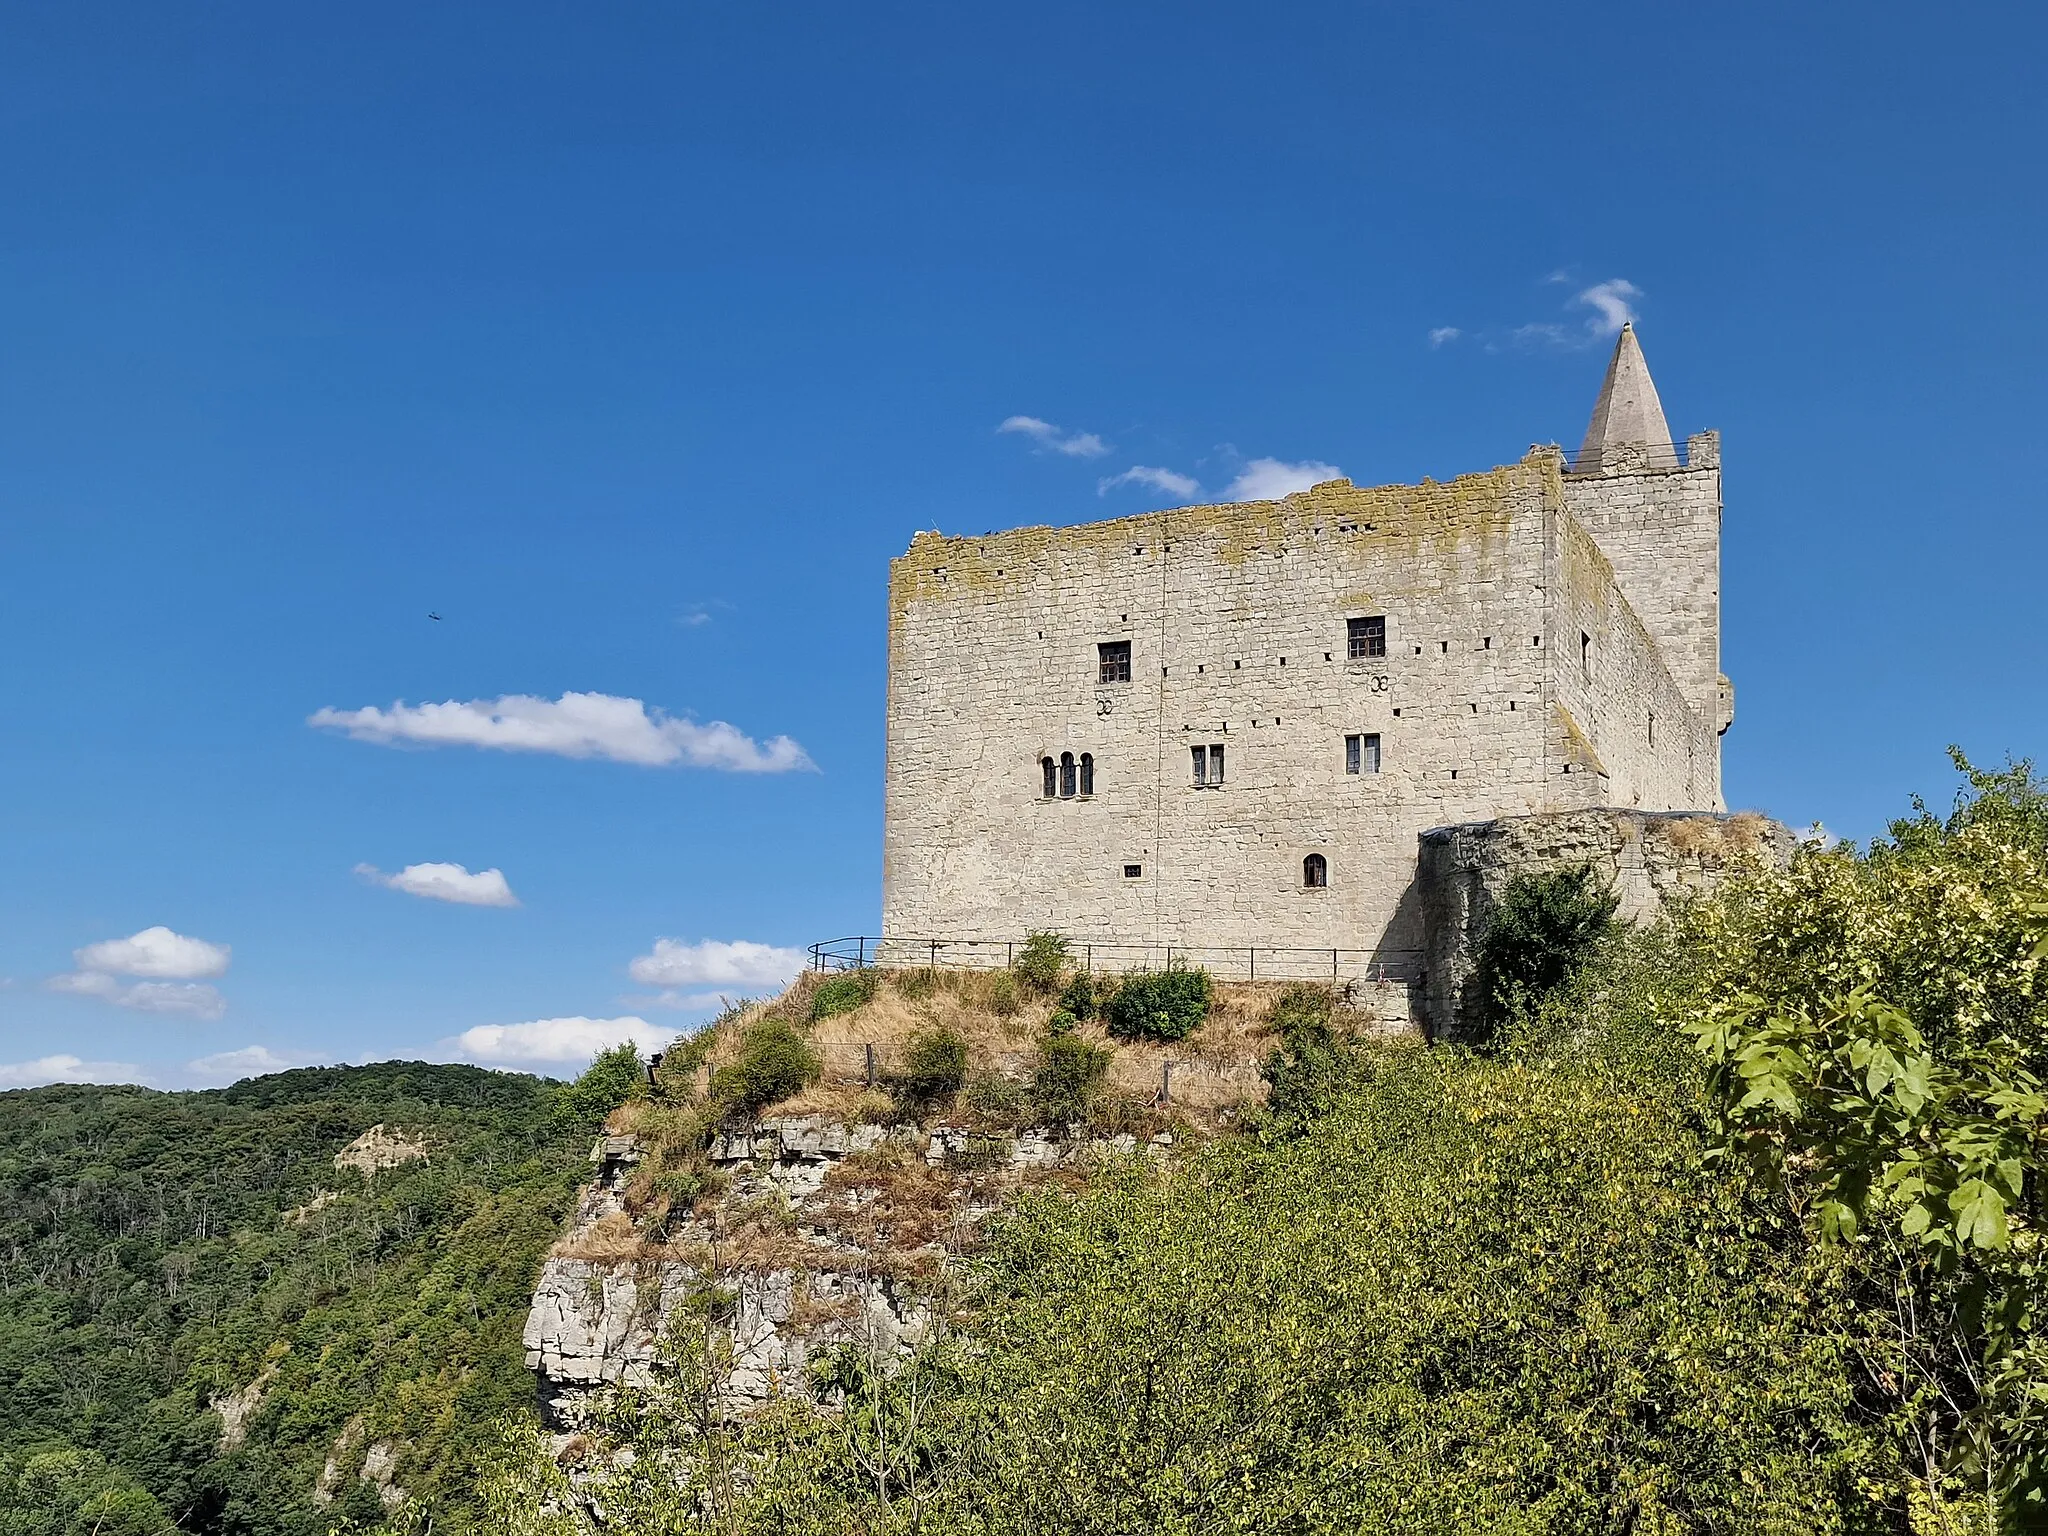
[552,1210,647,1262]
[1658,810,1779,860]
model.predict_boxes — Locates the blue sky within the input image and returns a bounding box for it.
[3,2,2043,1086]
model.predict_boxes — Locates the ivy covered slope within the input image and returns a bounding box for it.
[0,1052,640,1535]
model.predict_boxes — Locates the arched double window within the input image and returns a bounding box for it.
[1079,753,1094,796]
[1041,757,1057,798]
[1059,752,1077,798]
[1303,853,1328,889]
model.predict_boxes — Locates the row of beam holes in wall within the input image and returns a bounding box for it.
[1120,855,1332,889]
[1097,623,1568,679]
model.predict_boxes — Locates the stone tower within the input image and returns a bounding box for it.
[879,330,1731,995]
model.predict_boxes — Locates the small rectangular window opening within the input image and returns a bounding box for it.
[1098,640,1132,683]
[1580,632,1592,681]
[1347,615,1387,660]
[1193,743,1225,785]
[1346,733,1381,775]
[1123,863,1143,879]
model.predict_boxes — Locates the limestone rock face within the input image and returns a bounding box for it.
[333,1124,430,1176]
[523,1113,1147,1427]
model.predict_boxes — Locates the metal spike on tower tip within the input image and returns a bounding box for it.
[1576,321,1676,472]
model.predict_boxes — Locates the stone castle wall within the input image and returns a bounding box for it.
[883,450,1720,959]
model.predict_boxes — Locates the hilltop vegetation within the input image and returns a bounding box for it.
[0,1053,644,1534]
[485,756,2048,1535]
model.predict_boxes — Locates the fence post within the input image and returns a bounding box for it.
[1331,947,1338,978]
[864,1044,876,1088]
[1007,941,1014,967]
[929,940,938,970]
[1159,1062,1172,1105]
[1085,944,1093,974]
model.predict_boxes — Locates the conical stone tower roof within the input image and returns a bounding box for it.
[1577,322,1674,470]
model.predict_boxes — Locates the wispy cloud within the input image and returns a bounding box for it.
[1224,458,1345,500]
[0,1054,151,1089]
[1573,279,1640,336]
[1428,326,1462,348]
[628,938,804,990]
[1441,275,1646,353]
[355,861,520,908]
[48,925,232,1019]
[185,1045,327,1086]
[998,415,1112,459]
[310,692,814,774]
[447,1015,678,1067]
[1097,465,1200,500]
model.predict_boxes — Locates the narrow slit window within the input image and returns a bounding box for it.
[1303,853,1328,889]
[1345,734,1361,774]
[1191,745,1208,786]
[1059,752,1076,798]
[1098,640,1132,683]
[1209,743,1225,783]
[1079,753,1094,795]
[1580,631,1592,681]
[1041,756,1056,798]
[1346,615,1387,659]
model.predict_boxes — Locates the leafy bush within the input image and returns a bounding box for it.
[1105,966,1212,1042]
[1046,1009,1079,1036]
[895,1026,968,1102]
[809,969,877,1022]
[1470,862,1619,1037]
[1012,930,1069,994]
[552,1041,651,1138]
[985,972,1022,1017]
[710,1021,822,1115]
[962,1071,1030,1126]
[1030,1034,1110,1124]
[1257,984,1364,1130]
[1059,970,1099,1019]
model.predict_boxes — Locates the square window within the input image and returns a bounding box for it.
[1098,640,1132,683]
[1123,863,1143,879]
[1345,733,1382,775]
[1346,615,1386,659]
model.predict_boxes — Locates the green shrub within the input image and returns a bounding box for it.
[1031,1034,1110,1123]
[1257,984,1366,1131]
[986,972,1022,1016]
[1012,930,1070,994]
[963,1071,1030,1126]
[1058,971,1099,1019]
[1046,1009,1079,1036]
[710,1020,821,1115]
[896,1026,969,1102]
[551,1041,651,1137]
[1104,967,1212,1042]
[809,968,878,1022]
[1470,863,1619,1038]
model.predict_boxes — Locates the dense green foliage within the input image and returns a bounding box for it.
[1027,1034,1110,1124]
[1680,753,2048,1526]
[0,1057,623,1535]
[1256,983,1368,1130]
[896,1028,969,1104]
[1103,966,1212,1042]
[809,970,878,1022]
[1471,861,1620,1036]
[710,1020,823,1114]
[1009,932,1069,995]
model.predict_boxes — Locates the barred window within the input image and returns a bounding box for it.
[1098,640,1132,683]
[1347,615,1386,660]
[1345,732,1382,775]
[1079,753,1094,795]
[1303,853,1328,889]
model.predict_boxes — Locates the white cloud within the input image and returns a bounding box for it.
[309,691,814,774]
[185,1045,326,1085]
[1572,278,1640,336]
[998,415,1112,459]
[448,1015,678,1066]
[356,861,520,908]
[47,971,228,1019]
[74,925,229,979]
[1428,326,1463,347]
[1097,465,1201,500]
[1224,458,1345,501]
[628,938,805,990]
[0,1054,151,1089]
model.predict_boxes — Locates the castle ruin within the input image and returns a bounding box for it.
[881,327,1739,1029]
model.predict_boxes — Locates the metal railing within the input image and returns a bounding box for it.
[808,936,1423,985]
[1557,438,1698,474]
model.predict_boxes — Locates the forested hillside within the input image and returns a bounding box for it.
[0,1054,640,1534]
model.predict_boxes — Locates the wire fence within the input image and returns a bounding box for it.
[807,936,1424,985]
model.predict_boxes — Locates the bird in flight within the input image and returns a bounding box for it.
[427,612,443,621]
